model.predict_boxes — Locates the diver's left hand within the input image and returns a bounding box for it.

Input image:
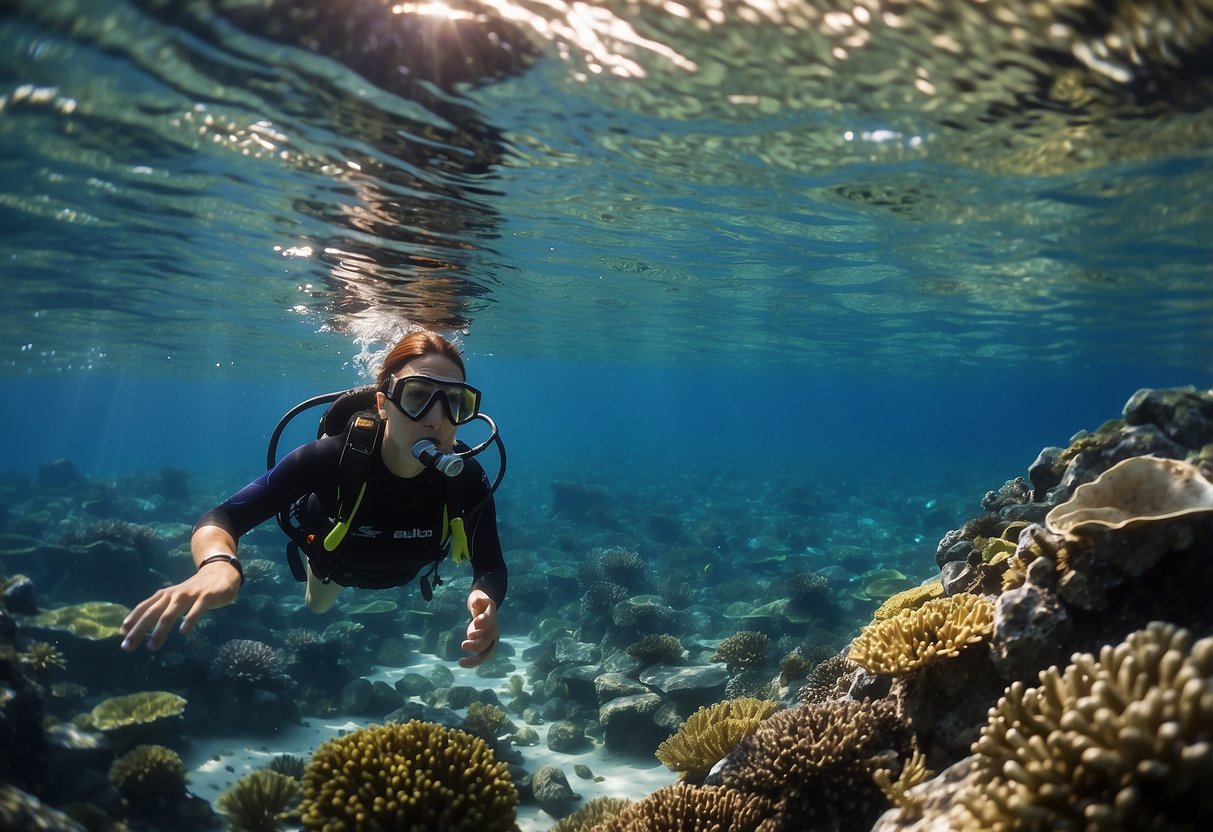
[460,589,498,668]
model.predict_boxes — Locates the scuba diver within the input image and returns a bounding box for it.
[119,331,506,669]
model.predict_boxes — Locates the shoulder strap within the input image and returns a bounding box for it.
[322,410,382,552]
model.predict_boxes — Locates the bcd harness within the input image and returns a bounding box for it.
[275,386,476,600]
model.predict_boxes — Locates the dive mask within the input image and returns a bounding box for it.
[385,374,481,425]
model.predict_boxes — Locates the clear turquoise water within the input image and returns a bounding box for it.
[2,3,1212,825]
[3,0,1210,488]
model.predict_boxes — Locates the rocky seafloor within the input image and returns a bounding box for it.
[1,386,1211,830]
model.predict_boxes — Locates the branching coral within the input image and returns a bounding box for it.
[582,580,628,612]
[267,754,306,780]
[107,744,187,804]
[958,622,1213,830]
[655,696,779,783]
[218,769,301,832]
[848,593,994,675]
[463,702,512,742]
[591,785,775,832]
[626,634,685,665]
[720,698,913,828]
[711,630,770,674]
[873,749,932,815]
[19,642,66,674]
[796,654,855,705]
[298,720,518,831]
[549,796,631,832]
[599,548,646,589]
[212,639,285,685]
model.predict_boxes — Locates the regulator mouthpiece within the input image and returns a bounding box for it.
[412,439,464,477]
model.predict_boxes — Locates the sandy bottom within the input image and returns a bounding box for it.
[182,646,676,830]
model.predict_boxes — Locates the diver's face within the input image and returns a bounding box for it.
[377,353,464,454]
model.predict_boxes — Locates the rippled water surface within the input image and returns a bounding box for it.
[2,0,1212,376]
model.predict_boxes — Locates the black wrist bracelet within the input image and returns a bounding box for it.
[198,554,245,586]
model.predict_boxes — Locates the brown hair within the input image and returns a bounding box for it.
[375,331,466,389]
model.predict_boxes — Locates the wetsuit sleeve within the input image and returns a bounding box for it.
[466,462,507,609]
[194,437,340,540]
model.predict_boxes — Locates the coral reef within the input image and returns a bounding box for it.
[107,744,187,804]
[720,698,914,831]
[848,593,994,675]
[625,634,685,665]
[655,697,780,783]
[298,720,518,830]
[26,601,128,640]
[796,654,856,705]
[959,622,1213,830]
[218,769,301,832]
[84,690,187,731]
[591,785,775,832]
[549,796,631,832]
[462,701,512,742]
[212,639,285,685]
[873,580,944,621]
[711,630,770,674]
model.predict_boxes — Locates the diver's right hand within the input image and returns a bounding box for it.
[119,566,241,652]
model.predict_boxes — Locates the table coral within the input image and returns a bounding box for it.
[959,621,1213,830]
[655,696,779,783]
[298,720,518,831]
[85,691,186,731]
[848,593,994,675]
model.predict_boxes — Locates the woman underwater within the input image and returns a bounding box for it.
[119,331,505,668]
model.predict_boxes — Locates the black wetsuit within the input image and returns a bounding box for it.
[196,435,506,606]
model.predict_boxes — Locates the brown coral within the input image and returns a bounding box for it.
[298,720,518,831]
[626,634,685,664]
[592,785,775,832]
[848,593,994,675]
[218,769,301,832]
[711,630,770,673]
[721,698,913,829]
[549,796,631,832]
[958,621,1213,831]
[655,697,780,783]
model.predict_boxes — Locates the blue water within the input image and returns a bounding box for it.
[2,1,1213,827]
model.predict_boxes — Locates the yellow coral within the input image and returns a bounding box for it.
[107,744,187,803]
[848,593,994,675]
[27,602,128,640]
[593,785,774,832]
[655,697,779,783]
[218,769,301,832]
[873,580,944,621]
[873,749,932,815]
[959,621,1213,830]
[85,691,187,731]
[298,720,518,831]
[549,796,631,832]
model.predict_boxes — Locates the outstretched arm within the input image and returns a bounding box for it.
[119,525,242,651]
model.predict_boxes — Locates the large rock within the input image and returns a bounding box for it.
[599,692,664,755]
